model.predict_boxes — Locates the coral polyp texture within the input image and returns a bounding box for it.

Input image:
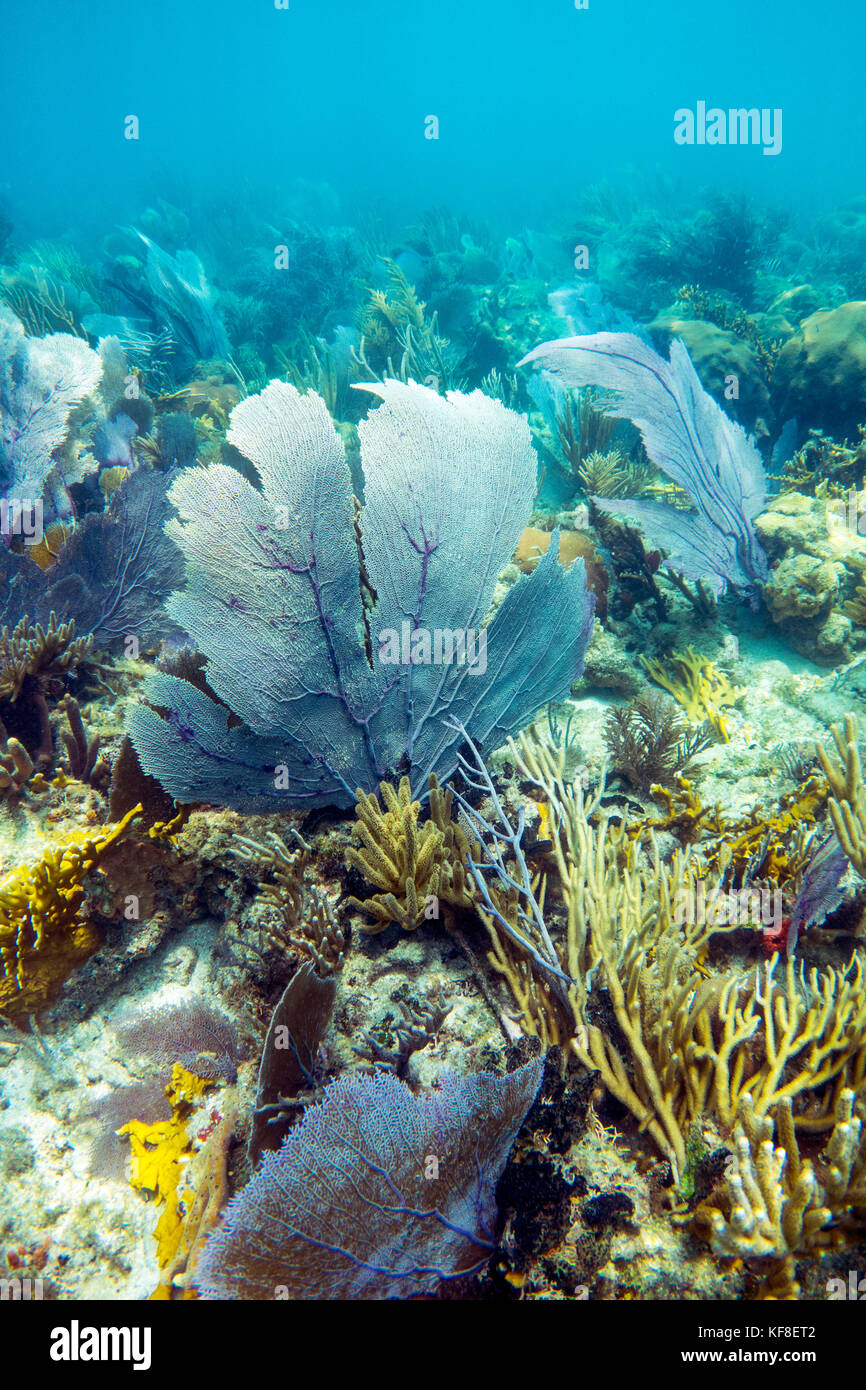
[0,805,140,1023]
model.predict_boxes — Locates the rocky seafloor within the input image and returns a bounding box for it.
[2,594,864,1301]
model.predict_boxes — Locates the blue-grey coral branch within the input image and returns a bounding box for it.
[445,717,572,991]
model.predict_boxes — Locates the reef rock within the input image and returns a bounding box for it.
[774,301,866,438]
[756,491,866,664]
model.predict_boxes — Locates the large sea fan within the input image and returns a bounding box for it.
[127,378,595,809]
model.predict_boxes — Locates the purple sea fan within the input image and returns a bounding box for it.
[0,465,184,652]
[0,304,102,511]
[114,998,244,1082]
[785,833,849,955]
[87,1078,173,1180]
[519,332,769,599]
[195,1058,544,1300]
[126,379,595,810]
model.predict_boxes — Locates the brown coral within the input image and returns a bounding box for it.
[0,614,91,702]
[0,738,37,797]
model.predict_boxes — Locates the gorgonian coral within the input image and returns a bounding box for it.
[195,1059,543,1300]
[127,379,595,810]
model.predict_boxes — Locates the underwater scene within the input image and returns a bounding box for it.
[2,0,866,1327]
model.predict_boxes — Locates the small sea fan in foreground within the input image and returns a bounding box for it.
[87,1078,173,1180]
[115,999,243,1082]
[195,1059,543,1300]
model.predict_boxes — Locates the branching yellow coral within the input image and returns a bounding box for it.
[815,714,866,875]
[694,1088,866,1297]
[672,953,866,1133]
[694,1095,831,1297]
[0,613,91,701]
[345,775,473,931]
[641,646,743,741]
[507,729,866,1184]
[0,805,141,1023]
[148,804,191,846]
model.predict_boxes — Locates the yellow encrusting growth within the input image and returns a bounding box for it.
[121,1064,235,1300]
[641,774,827,886]
[121,1066,212,1293]
[148,804,191,845]
[0,805,142,1023]
[641,646,743,741]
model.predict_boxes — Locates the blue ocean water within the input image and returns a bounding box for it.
[2,0,864,231]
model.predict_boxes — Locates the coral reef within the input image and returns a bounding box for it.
[774,301,866,439]
[4,169,866,1309]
